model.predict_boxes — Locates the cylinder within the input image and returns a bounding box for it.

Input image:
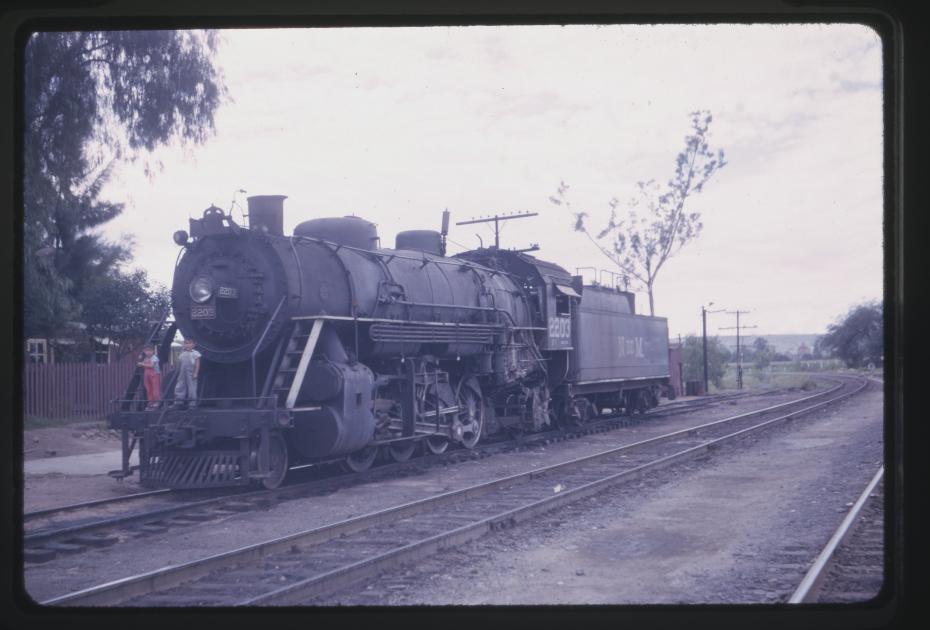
[301,360,344,401]
[247,195,287,237]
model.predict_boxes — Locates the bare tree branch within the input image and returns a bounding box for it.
[551,110,726,315]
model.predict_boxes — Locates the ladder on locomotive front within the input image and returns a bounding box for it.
[262,318,324,410]
[120,308,178,411]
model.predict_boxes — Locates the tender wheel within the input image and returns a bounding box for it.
[623,391,637,416]
[425,435,449,455]
[386,440,417,462]
[252,431,288,490]
[456,386,484,449]
[636,391,650,414]
[585,402,598,420]
[343,446,378,472]
[560,398,589,429]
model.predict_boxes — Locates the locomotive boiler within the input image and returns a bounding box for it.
[108,195,672,489]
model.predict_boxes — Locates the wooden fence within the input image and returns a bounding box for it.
[23,359,137,421]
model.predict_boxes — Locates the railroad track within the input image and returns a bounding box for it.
[23,386,768,563]
[23,489,172,520]
[41,374,867,606]
[789,465,885,604]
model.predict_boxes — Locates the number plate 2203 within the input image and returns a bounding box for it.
[191,305,216,319]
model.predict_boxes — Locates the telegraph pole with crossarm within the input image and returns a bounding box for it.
[456,211,539,251]
[719,310,758,389]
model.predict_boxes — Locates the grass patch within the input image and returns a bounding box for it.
[770,373,818,390]
[711,366,823,393]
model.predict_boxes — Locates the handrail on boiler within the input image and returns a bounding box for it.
[252,295,288,397]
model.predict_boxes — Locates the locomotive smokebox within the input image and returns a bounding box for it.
[247,195,287,237]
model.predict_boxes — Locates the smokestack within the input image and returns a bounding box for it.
[247,195,287,237]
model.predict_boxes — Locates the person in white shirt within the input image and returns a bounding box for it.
[173,337,202,409]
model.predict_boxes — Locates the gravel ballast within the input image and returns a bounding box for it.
[306,380,884,605]
[23,382,879,605]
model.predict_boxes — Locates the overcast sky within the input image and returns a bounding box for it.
[97,24,883,339]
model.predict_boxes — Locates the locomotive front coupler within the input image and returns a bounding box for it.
[148,424,201,449]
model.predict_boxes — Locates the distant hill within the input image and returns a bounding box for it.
[715,334,820,355]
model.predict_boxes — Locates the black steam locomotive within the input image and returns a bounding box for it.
[108,196,672,489]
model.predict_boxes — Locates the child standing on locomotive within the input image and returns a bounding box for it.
[173,337,201,409]
[138,343,161,410]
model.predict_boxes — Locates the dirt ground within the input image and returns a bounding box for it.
[22,423,141,512]
[23,422,122,461]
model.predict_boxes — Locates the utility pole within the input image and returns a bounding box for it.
[702,307,708,394]
[701,303,724,394]
[677,333,684,397]
[720,310,758,389]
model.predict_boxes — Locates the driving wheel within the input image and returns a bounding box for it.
[387,440,417,462]
[343,446,378,472]
[456,385,484,449]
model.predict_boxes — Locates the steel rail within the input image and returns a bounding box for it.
[41,375,865,606]
[246,376,869,606]
[788,464,885,604]
[21,391,703,546]
[23,489,171,521]
[23,381,763,535]
[26,377,846,545]
[24,490,256,546]
[25,377,837,566]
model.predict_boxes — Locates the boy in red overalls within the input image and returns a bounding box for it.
[138,344,162,410]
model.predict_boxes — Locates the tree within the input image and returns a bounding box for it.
[22,222,81,337]
[681,334,731,389]
[550,111,726,315]
[820,301,883,367]
[812,336,827,360]
[23,30,226,338]
[79,269,171,357]
[752,337,775,370]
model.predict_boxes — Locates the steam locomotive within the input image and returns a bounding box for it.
[108,196,672,489]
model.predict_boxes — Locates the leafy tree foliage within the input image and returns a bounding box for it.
[22,222,82,336]
[551,111,726,315]
[820,301,883,367]
[751,336,775,370]
[681,334,731,389]
[79,269,171,357]
[23,30,226,338]
[812,336,828,360]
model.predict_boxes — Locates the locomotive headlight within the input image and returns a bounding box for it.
[189,276,215,303]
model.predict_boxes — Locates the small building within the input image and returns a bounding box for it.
[25,334,123,365]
